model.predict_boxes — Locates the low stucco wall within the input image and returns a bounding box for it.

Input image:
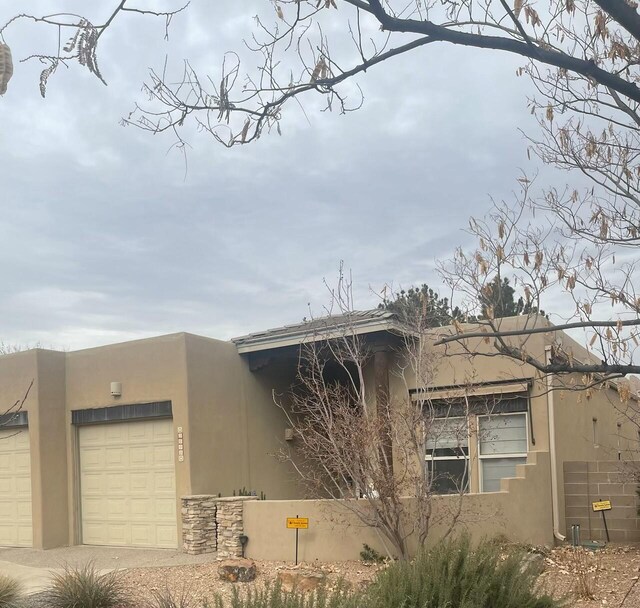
[243,451,553,561]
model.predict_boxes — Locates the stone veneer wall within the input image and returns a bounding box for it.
[181,495,257,557]
[181,495,218,555]
[216,496,257,560]
[564,461,640,542]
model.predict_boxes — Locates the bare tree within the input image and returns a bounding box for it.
[435,177,640,391]
[4,2,640,385]
[275,271,491,559]
[0,2,189,98]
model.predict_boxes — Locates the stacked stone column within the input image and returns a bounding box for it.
[181,495,218,554]
[181,495,257,557]
[215,496,257,560]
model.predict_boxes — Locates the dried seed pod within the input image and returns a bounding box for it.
[0,43,14,96]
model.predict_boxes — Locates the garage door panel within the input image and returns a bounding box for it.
[105,447,128,467]
[0,429,32,547]
[79,419,176,549]
[155,498,175,517]
[129,446,151,467]
[157,525,177,546]
[106,473,128,493]
[154,473,174,493]
[82,473,105,495]
[0,502,17,519]
[129,472,151,493]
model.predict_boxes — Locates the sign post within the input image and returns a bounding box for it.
[286,516,309,565]
[592,499,612,542]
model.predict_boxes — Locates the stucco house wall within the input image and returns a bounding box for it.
[0,313,636,551]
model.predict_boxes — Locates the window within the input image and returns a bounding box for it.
[426,417,469,494]
[478,413,527,492]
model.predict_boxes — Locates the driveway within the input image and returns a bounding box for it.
[0,546,215,594]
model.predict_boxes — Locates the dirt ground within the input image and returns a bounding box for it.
[119,545,640,607]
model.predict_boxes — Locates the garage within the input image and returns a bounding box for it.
[78,418,177,548]
[0,428,32,547]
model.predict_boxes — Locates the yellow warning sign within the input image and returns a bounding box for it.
[286,517,309,529]
[592,500,612,512]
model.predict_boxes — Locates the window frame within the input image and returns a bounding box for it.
[425,415,471,494]
[477,411,528,493]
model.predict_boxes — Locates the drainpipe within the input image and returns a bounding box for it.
[545,345,566,542]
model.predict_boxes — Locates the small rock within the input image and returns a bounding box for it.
[218,558,257,583]
[277,568,326,592]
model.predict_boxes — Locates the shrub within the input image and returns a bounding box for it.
[0,575,23,608]
[359,544,385,564]
[146,586,194,608]
[356,535,561,608]
[45,562,131,608]
[209,582,352,608]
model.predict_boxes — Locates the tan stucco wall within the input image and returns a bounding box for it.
[243,451,553,561]
[242,359,304,499]
[64,333,191,545]
[0,332,305,549]
[31,350,68,549]
[552,380,638,536]
[0,349,71,548]
[0,314,633,552]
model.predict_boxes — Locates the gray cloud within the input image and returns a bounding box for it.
[1,1,560,349]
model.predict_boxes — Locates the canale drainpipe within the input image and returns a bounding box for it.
[545,345,566,542]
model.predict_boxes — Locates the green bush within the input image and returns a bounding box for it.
[357,535,561,608]
[45,562,131,608]
[359,544,385,564]
[0,575,23,608]
[209,582,352,608]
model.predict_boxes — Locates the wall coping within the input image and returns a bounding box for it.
[181,495,259,502]
[216,496,258,503]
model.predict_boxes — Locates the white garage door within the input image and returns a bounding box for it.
[0,429,32,547]
[79,419,177,548]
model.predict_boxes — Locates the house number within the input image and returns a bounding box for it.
[177,427,184,462]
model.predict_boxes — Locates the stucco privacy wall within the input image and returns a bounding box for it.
[243,452,553,561]
[564,461,640,542]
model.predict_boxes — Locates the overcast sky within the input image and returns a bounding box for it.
[0,1,555,351]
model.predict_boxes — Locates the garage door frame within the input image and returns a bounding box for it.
[72,402,176,548]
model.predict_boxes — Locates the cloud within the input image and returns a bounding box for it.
[0,1,565,350]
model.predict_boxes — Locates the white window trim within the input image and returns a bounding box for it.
[477,412,528,493]
[425,416,471,493]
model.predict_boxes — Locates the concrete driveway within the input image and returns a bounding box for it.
[0,546,215,594]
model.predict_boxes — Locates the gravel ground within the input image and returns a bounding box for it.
[20,544,640,607]
[539,545,640,607]
[120,560,384,606]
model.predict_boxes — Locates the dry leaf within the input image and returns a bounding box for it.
[0,43,13,96]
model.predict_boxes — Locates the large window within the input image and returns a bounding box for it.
[426,417,469,494]
[478,413,527,492]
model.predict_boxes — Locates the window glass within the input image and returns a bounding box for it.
[428,459,469,494]
[478,413,527,455]
[426,417,469,494]
[426,417,468,457]
[481,457,526,492]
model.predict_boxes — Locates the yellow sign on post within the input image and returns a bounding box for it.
[287,517,309,529]
[592,500,612,512]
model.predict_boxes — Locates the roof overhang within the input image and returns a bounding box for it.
[232,311,414,354]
